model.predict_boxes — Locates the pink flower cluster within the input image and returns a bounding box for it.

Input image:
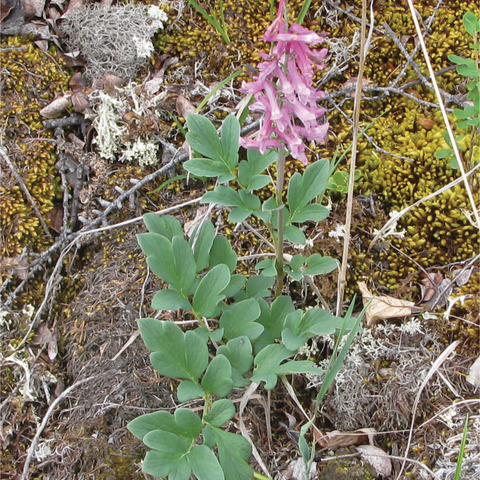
[240,0,329,165]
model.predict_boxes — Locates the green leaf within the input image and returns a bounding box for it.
[183,158,235,182]
[128,410,180,441]
[142,450,175,477]
[220,114,240,170]
[209,328,224,343]
[244,275,275,299]
[201,354,233,397]
[188,444,225,480]
[251,344,295,389]
[144,430,192,455]
[217,336,253,387]
[228,207,254,223]
[282,327,308,351]
[143,235,196,295]
[189,220,215,272]
[219,298,263,340]
[463,11,480,36]
[283,224,306,244]
[448,54,476,67]
[137,232,171,258]
[139,319,208,381]
[142,214,184,240]
[238,148,277,190]
[168,457,191,480]
[174,408,203,438]
[193,264,231,317]
[301,308,341,335]
[290,203,330,223]
[204,399,236,427]
[213,428,253,480]
[152,289,192,311]
[186,114,224,163]
[457,64,480,78]
[238,189,261,210]
[287,159,330,216]
[255,296,295,352]
[275,360,321,376]
[177,380,205,402]
[255,258,277,276]
[304,254,338,276]
[209,236,237,272]
[281,310,307,350]
[222,274,246,298]
[202,186,242,208]
[285,254,305,281]
[434,148,453,159]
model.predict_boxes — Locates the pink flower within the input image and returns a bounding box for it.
[240,0,328,165]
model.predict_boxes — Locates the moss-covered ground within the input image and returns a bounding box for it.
[1,1,479,479]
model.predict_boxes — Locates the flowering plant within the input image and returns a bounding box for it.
[240,0,329,166]
[128,2,361,479]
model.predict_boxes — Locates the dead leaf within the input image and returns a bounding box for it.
[71,91,90,112]
[176,94,196,119]
[31,324,58,361]
[420,271,443,303]
[466,356,480,389]
[39,95,71,118]
[418,117,436,130]
[358,281,415,327]
[60,0,83,18]
[315,427,376,449]
[0,255,29,280]
[69,72,87,92]
[356,445,392,477]
[1,0,14,22]
[1,0,24,33]
[45,205,64,233]
[342,77,370,97]
[184,206,211,238]
[283,458,316,480]
[103,73,128,91]
[22,0,45,17]
[452,266,474,287]
[33,39,49,51]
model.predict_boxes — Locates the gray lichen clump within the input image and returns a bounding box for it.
[60,3,168,80]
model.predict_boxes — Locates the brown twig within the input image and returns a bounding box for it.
[336,0,368,316]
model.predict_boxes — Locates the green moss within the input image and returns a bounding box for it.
[1,36,71,257]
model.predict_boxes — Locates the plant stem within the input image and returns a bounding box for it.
[254,473,272,480]
[274,148,286,297]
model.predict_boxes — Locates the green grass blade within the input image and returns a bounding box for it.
[454,413,469,480]
[297,0,312,25]
[196,71,242,113]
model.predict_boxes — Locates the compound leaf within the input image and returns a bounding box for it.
[251,344,295,389]
[140,319,208,381]
[142,214,184,240]
[186,114,224,163]
[193,264,231,317]
[209,235,237,272]
[213,427,253,480]
[152,289,192,311]
[188,444,225,480]
[177,380,205,402]
[201,354,233,397]
[204,399,236,427]
[219,298,263,340]
[220,114,240,170]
